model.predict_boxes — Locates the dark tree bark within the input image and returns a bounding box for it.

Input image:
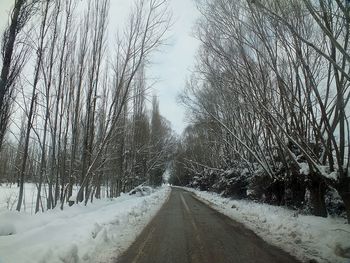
[308,177,327,218]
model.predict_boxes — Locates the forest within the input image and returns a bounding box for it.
[0,0,174,213]
[0,1,349,262]
[170,0,350,224]
[0,0,349,223]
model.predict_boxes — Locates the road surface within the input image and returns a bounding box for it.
[116,188,300,263]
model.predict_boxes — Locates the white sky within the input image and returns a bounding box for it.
[0,0,200,134]
[0,0,13,33]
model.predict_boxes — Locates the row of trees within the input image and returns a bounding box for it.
[172,0,350,223]
[0,0,174,213]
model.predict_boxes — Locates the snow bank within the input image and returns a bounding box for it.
[0,186,170,263]
[182,187,350,263]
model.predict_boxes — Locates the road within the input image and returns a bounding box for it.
[116,188,300,263]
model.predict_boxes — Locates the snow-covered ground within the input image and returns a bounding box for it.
[0,183,110,214]
[182,187,350,263]
[0,183,39,212]
[0,185,170,263]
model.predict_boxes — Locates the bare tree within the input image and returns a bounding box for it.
[16,0,50,212]
[177,0,350,222]
[76,0,171,204]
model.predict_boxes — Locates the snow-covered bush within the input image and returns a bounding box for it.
[212,168,250,198]
[128,186,154,197]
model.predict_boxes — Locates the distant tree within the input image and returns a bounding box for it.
[149,96,175,186]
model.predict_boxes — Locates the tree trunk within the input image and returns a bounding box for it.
[335,177,350,224]
[16,0,50,211]
[16,89,36,212]
[287,173,306,209]
[340,192,350,224]
[35,112,48,213]
[309,177,327,217]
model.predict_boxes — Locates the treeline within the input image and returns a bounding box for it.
[0,0,174,212]
[171,0,350,223]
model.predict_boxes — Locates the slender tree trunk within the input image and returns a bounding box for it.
[16,93,36,211]
[35,111,48,213]
[16,0,49,211]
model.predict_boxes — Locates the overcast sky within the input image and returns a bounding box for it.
[0,0,200,134]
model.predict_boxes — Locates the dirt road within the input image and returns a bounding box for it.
[116,188,300,263]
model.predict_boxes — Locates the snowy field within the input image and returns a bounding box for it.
[0,185,170,263]
[182,187,350,263]
[0,183,110,214]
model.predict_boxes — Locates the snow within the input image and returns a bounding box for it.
[0,185,170,263]
[298,163,340,181]
[182,187,350,263]
[325,171,339,181]
[316,165,339,181]
[0,183,83,214]
[299,162,310,175]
